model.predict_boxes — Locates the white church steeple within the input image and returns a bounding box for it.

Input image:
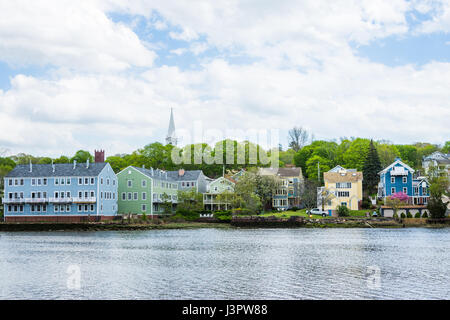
[166,107,177,146]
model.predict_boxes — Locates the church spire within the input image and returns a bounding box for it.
[166,108,177,146]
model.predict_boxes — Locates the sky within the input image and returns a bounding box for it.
[0,0,449,158]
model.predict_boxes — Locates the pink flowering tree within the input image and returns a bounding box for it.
[386,192,409,218]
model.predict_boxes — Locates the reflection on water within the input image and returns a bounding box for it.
[0,228,449,299]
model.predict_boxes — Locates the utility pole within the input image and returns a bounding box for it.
[317,161,320,182]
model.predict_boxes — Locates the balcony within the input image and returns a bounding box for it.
[49,197,73,203]
[72,197,97,203]
[2,198,26,204]
[25,198,48,204]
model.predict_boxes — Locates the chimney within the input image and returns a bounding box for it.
[178,168,185,177]
[86,159,89,169]
[73,160,77,170]
[29,160,32,173]
[52,160,55,173]
[94,150,105,163]
[142,164,145,169]
[151,168,154,175]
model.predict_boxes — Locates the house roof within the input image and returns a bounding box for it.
[133,166,177,182]
[167,170,203,181]
[258,167,303,178]
[379,158,414,175]
[324,171,363,183]
[6,162,108,178]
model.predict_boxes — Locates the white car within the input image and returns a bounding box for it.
[307,208,328,217]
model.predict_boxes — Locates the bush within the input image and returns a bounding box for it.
[174,208,200,221]
[214,211,232,222]
[414,212,421,218]
[361,197,372,209]
[232,208,253,216]
[393,212,399,219]
[336,205,350,217]
[422,212,428,218]
[141,212,147,221]
[400,212,406,219]
[406,212,412,218]
[291,206,299,212]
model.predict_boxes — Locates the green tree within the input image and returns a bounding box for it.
[177,189,204,212]
[306,155,332,183]
[342,138,371,171]
[71,150,94,163]
[396,145,419,168]
[442,141,450,153]
[376,143,400,168]
[38,157,53,164]
[362,140,382,197]
[106,156,128,173]
[161,193,173,214]
[54,156,70,164]
[427,176,449,219]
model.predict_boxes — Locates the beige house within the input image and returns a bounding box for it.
[318,166,363,212]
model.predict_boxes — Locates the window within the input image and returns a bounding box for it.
[54,205,59,213]
[402,177,407,184]
[60,205,64,213]
[403,187,407,194]
[8,205,12,212]
[106,178,110,186]
[122,193,126,201]
[391,177,395,184]
[14,179,18,186]
[66,178,71,185]
[128,193,132,200]
[90,191,95,198]
[84,178,89,185]
[90,177,95,185]
[142,204,146,212]
[134,192,138,200]
[78,205,82,212]
[20,179,24,185]
[142,192,147,200]
[55,178,59,186]
[186,182,190,187]
[78,178,83,185]
[78,191,82,198]
[84,205,88,212]
[142,180,147,187]
[20,205,24,212]
[86,191,90,199]
[54,191,59,199]
[60,192,65,199]
[60,178,65,185]
[100,178,104,185]
[43,178,47,186]
[153,194,157,201]
[31,178,36,186]
[90,204,94,212]
[66,191,70,198]
[66,205,70,212]
[8,179,12,186]
[113,180,116,186]
[414,187,419,195]
[391,187,396,194]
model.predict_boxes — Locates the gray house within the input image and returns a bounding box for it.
[167,169,210,193]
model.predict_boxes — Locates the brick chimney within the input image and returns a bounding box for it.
[95,150,105,163]
[178,168,185,177]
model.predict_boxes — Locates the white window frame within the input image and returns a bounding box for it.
[391,177,395,184]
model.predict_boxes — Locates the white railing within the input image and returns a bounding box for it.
[49,197,73,203]
[24,198,48,203]
[2,198,26,204]
[72,197,97,203]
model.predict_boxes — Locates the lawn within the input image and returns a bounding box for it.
[257,209,372,219]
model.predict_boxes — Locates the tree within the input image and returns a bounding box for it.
[177,189,204,212]
[362,140,382,196]
[288,126,309,152]
[336,205,350,217]
[376,143,400,168]
[305,155,331,183]
[396,145,419,168]
[106,156,128,173]
[342,138,371,171]
[71,150,93,163]
[54,156,70,164]
[161,193,173,214]
[38,157,53,164]
[318,187,335,211]
[300,179,320,208]
[427,176,449,219]
[386,192,409,217]
[442,141,450,154]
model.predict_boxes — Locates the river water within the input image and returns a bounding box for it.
[0,228,449,299]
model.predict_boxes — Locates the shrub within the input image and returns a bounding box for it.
[141,212,147,221]
[336,205,350,217]
[232,208,253,216]
[422,212,428,218]
[214,211,232,222]
[361,197,372,209]
[175,208,200,221]
[291,206,299,212]
[406,212,412,218]
[393,212,399,219]
[400,212,406,219]
[414,212,421,218]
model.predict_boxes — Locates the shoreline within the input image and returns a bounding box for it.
[0,219,449,232]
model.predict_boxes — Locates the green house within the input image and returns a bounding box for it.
[117,166,178,216]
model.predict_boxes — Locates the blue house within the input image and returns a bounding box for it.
[2,159,117,222]
[378,157,429,205]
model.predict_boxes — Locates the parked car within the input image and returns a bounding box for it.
[307,208,328,217]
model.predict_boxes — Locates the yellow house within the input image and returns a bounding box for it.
[320,166,363,211]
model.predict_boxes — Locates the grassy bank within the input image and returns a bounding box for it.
[257,209,369,219]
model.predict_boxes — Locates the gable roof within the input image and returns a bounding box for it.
[6,162,108,178]
[379,158,414,175]
[133,166,177,182]
[258,167,303,178]
[324,171,363,183]
[167,170,203,181]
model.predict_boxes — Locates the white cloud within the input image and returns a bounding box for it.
[0,0,449,157]
[0,0,156,72]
